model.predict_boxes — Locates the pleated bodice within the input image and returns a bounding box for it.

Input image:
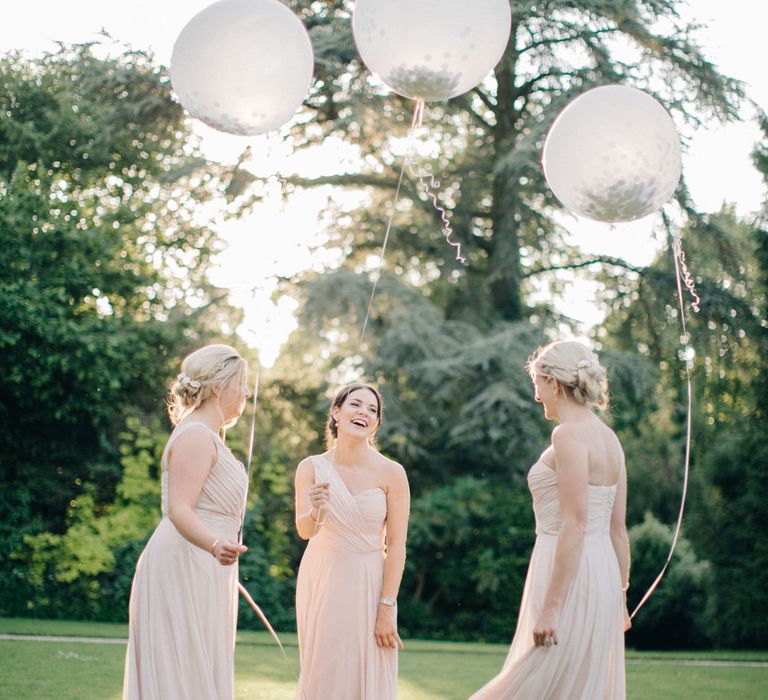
[123,420,247,700]
[308,454,387,554]
[528,459,617,536]
[295,453,396,700]
[160,421,248,537]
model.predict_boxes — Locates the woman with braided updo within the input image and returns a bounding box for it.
[471,340,630,700]
[123,344,250,700]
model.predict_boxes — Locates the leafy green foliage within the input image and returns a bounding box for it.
[0,43,242,619]
[259,0,747,644]
[626,513,711,649]
[401,477,533,641]
[600,207,768,646]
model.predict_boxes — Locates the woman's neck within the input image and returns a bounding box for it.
[554,399,594,424]
[185,403,223,434]
[331,437,372,467]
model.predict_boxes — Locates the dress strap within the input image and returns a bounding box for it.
[161,421,220,471]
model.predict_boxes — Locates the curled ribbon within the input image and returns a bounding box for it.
[360,98,467,343]
[630,228,700,619]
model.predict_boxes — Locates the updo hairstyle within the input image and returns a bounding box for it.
[325,383,383,449]
[526,340,609,411]
[168,344,246,425]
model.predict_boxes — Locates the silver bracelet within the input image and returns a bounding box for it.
[379,597,396,607]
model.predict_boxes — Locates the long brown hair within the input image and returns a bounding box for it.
[325,383,383,449]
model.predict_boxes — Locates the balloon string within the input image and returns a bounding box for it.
[359,100,422,345]
[235,367,308,698]
[630,230,698,619]
[406,159,466,264]
[238,365,260,544]
[238,582,287,658]
[407,98,465,264]
[238,582,308,700]
[673,235,701,312]
[412,98,425,128]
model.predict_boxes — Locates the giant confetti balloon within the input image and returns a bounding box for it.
[170,0,314,136]
[352,0,511,102]
[542,85,682,223]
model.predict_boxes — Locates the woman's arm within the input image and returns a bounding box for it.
[533,424,588,647]
[610,456,631,629]
[294,457,329,540]
[375,461,410,650]
[167,428,246,565]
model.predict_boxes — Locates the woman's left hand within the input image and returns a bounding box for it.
[375,605,404,650]
[533,609,559,648]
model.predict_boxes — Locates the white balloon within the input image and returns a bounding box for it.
[352,0,511,101]
[170,0,314,136]
[542,85,682,223]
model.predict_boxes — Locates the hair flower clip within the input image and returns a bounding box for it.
[178,373,201,389]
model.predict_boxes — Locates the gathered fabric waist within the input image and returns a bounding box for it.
[536,527,612,537]
[160,512,240,541]
[307,537,384,556]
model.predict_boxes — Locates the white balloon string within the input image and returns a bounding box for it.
[405,99,465,264]
[673,235,701,312]
[238,581,287,657]
[630,230,698,619]
[238,365,260,544]
[238,582,308,699]
[235,368,307,697]
[406,159,466,264]
[412,98,425,129]
[359,100,421,344]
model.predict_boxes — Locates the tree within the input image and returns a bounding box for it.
[599,200,768,646]
[247,0,744,641]
[0,43,242,616]
[625,513,711,649]
[242,0,743,482]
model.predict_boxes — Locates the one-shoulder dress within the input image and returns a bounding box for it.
[295,454,397,700]
[122,420,248,700]
[470,457,625,699]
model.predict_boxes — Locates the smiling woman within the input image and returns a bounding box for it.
[292,382,411,700]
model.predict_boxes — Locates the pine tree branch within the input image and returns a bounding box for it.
[279,173,402,190]
[523,256,644,278]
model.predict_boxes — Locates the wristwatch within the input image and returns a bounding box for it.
[379,597,396,607]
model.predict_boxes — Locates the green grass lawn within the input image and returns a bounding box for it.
[1,618,766,700]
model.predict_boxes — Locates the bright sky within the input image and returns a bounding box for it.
[2,1,766,365]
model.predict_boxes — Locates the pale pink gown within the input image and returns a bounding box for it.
[123,421,247,700]
[470,458,625,700]
[295,454,397,700]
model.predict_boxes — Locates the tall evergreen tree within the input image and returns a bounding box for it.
[244,1,745,639]
[244,0,742,483]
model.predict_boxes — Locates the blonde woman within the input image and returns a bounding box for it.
[470,340,630,700]
[123,344,250,700]
[294,383,410,700]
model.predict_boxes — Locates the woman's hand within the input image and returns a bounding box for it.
[533,609,559,648]
[309,480,330,515]
[213,539,247,566]
[375,605,404,650]
[623,592,632,632]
